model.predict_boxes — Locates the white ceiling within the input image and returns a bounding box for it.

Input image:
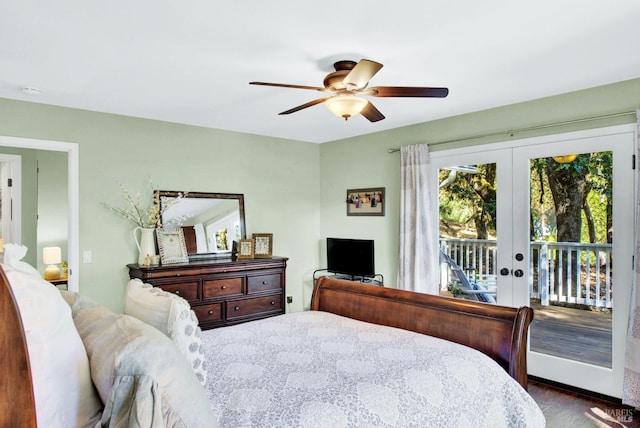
[1,1,639,144]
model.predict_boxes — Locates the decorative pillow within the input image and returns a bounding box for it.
[124,279,207,385]
[2,265,103,427]
[68,297,217,427]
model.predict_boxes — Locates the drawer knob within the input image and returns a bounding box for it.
[208,310,214,315]
[174,290,181,295]
[221,285,227,290]
[234,306,240,311]
[176,273,181,277]
[270,301,275,305]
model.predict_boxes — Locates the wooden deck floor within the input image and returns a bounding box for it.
[529,302,612,368]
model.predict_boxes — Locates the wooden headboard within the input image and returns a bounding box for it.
[0,266,37,427]
[311,276,533,389]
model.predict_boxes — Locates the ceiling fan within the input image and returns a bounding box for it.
[250,59,449,122]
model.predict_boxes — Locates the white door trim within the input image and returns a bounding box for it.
[0,154,21,245]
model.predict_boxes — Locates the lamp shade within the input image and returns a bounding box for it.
[325,95,368,120]
[43,247,62,265]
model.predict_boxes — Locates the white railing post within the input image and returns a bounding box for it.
[540,243,549,306]
[585,248,592,306]
[605,247,612,307]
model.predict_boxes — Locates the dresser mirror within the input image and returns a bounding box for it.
[155,190,246,260]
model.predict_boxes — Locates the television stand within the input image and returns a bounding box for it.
[313,269,384,286]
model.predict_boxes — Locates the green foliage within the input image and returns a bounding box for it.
[441,151,612,244]
[439,165,497,238]
[447,280,464,297]
[581,190,608,243]
[439,198,474,224]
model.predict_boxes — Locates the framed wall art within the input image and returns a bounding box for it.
[156,229,189,264]
[252,233,273,258]
[237,238,255,259]
[346,187,385,216]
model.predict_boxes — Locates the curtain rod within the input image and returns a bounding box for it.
[387,110,636,154]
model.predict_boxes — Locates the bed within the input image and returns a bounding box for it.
[0,263,545,427]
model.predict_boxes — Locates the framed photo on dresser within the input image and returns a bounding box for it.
[252,233,273,258]
[237,239,255,259]
[157,229,189,264]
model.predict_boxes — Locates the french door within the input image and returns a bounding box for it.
[430,125,635,396]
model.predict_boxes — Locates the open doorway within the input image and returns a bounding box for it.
[0,136,79,292]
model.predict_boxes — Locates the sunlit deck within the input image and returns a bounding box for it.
[529,301,612,368]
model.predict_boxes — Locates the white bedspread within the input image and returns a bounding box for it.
[202,311,545,427]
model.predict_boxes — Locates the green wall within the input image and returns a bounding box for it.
[0,101,320,312]
[0,77,638,311]
[35,150,68,272]
[319,78,640,290]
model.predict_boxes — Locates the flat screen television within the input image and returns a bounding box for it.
[326,237,375,278]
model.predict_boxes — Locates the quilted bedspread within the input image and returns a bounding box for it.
[202,311,545,427]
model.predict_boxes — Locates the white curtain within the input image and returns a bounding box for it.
[623,109,640,409]
[397,144,439,294]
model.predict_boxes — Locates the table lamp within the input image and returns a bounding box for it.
[43,246,62,280]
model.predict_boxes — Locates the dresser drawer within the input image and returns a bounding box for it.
[156,281,200,303]
[203,277,243,299]
[226,295,282,319]
[247,273,282,294]
[193,303,223,324]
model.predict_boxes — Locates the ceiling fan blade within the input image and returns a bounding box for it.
[365,86,449,98]
[343,59,383,90]
[360,101,385,122]
[278,97,331,115]
[250,82,327,92]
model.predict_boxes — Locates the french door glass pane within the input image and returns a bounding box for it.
[528,151,613,368]
[438,163,497,304]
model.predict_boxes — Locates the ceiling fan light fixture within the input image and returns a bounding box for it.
[325,95,368,121]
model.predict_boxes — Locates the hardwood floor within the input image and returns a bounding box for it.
[529,379,640,427]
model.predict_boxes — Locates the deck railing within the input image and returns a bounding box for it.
[439,238,613,308]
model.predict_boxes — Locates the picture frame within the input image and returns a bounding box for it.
[237,238,255,259]
[346,187,385,216]
[156,228,189,264]
[252,233,273,258]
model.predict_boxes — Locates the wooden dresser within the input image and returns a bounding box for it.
[128,256,288,330]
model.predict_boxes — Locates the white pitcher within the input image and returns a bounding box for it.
[134,227,157,265]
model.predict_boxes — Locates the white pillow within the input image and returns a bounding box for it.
[2,243,42,278]
[69,296,217,427]
[124,279,207,385]
[3,265,103,427]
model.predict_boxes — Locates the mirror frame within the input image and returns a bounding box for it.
[155,190,246,260]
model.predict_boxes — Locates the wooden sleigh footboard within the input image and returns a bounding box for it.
[310,276,533,389]
[0,267,37,427]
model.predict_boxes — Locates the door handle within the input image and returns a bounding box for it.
[500,268,510,276]
[514,269,524,278]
